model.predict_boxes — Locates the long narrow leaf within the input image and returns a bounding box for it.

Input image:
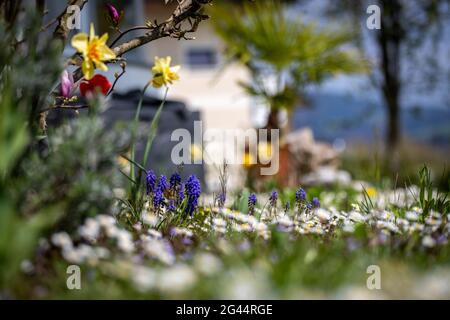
[142,87,169,167]
[130,83,150,182]
[121,154,147,174]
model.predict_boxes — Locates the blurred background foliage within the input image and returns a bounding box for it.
[0,8,128,295]
[0,0,448,299]
[210,0,369,131]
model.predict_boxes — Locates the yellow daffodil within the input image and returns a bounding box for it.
[242,152,255,168]
[151,56,180,88]
[71,23,116,80]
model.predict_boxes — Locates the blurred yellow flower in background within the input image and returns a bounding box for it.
[190,143,203,162]
[117,152,131,174]
[257,142,272,163]
[242,152,255,168]
[151,56,180,88]
[366,187,377,198]
[71,24,116,80]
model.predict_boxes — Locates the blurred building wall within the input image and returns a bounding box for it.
[46,0,254,191]
[142,1,253,191]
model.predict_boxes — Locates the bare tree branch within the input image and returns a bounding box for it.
[53,0,89,43]
[71,0,211,82]
[49,0,211,102]
[113,0,210,56]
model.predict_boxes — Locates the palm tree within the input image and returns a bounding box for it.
[210,0,369,133]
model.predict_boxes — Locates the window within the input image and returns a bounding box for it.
[186,48,218,68]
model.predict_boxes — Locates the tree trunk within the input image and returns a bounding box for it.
[378,0,403,154]
[386,95,400,150]
[266,109,279,132]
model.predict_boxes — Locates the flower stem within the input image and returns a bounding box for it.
[109,26,150,48]
[130,83,150,183]
[142,86,169,167]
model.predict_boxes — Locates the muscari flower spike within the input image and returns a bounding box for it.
[185,175,201,217]
[153,175,168,210]
[153,186,164,209]
[248,193,257,215]
[158,175,169,192]
[170,172,182,189]
[217,193,226,208]
[167,199,176,212]
[270,190,278,207]
[312,197,320,208]
[284,202,290,213]
[146,170,156,195]
[177,183,185,205]
[295,188,306,203]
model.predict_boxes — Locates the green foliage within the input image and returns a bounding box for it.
[15,117,128,231]
[359,186,375,214]
[124,85,169,222]
[342,143,450,192]
[417,165,449,217]
[231,189,250,213]
[0,82,29,178]
[0,9,65,295]
[0,9,135,295]
[0,10,62,177]
[0,193,62,294]
[0,11,62,138]
[210,0,368,111]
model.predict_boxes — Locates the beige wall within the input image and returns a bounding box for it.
[143,1,253,128]
[141,1,253,191]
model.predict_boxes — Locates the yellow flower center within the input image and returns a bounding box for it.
[88,42,100,61]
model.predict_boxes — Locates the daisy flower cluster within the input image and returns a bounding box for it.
[38,181,449,298]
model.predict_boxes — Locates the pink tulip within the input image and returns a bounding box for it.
[105,3,121,26]
[60,70,75,98]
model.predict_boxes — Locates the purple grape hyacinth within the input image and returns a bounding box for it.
[217,193,226,208]
[170,172,181,189]
[153,175,168,210]
[146,170,156,195]
[312,197,320,208]
[158,175,169,192]
[177,183,185,205]
[153,186,164,209]
[167,199,176,212]
[295,188,306,203]
[248,193,257,215]
[270,190,278,207]
[185,175,201,216]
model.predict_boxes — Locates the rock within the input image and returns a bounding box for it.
[283,128,343,186]
[302,166,352,186]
